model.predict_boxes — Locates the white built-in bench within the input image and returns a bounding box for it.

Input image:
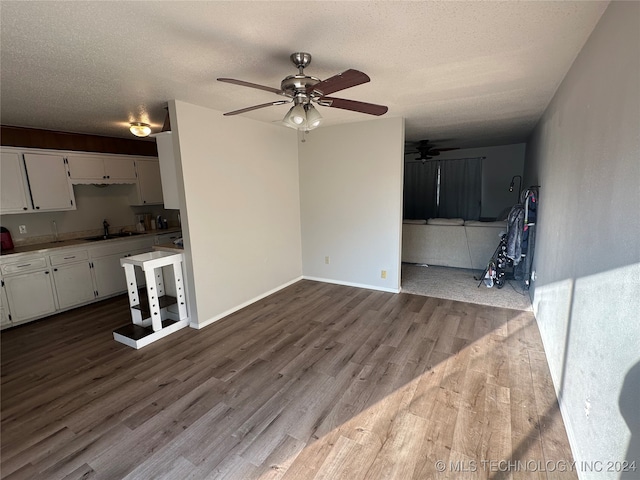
[402,218,507,270]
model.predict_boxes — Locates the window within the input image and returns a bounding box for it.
[403,157,482,220]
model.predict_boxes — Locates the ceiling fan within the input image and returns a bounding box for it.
[405,140,460,162]
[218,52,388,131]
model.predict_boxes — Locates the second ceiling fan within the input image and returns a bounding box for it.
[405,140,460,162]
[218,52,388,130]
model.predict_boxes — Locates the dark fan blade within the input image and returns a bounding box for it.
[223,100,291,116]
[307,69,370,96]
[434,147,460,152]
[320,97,388,116]
[218,78,285,96]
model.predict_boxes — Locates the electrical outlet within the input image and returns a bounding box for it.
[19,225,27,234]
[381,270,387,279]
[325,256,330,265]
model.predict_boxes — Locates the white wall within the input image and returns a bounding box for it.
[299,117,404,292]
[436,143,526,218]
[170,100,302,327]
[524,2,640,477]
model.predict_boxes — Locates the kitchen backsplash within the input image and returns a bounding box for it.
[0,184,179,246]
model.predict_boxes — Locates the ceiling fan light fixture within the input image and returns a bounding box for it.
[291,104,306,125]
[283,103,307,129]
[305,104,322,130]
[129,122,151,137]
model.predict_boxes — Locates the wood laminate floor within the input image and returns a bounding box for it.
[1,280,576,480]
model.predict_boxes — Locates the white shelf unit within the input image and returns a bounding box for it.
[114,251,188,349]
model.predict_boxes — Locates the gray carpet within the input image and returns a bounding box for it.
[401,263,532,311]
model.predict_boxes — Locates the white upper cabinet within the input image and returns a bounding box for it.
[0,150,31,214]
[153,131,180,209]
[130,158,163,205]
[23,153,76,211]
[106,156,137,181]
[67,154,136,184]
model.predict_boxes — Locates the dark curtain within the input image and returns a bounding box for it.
[438,157,482,220]
[403,161,438,219]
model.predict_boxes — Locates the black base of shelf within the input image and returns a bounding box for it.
[113,319,179,340]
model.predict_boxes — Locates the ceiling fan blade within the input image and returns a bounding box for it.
[218,78,285,96]
[434,147,460,152]
[320,97,388,116]
[223,100,291,116]
[307,69,370,96]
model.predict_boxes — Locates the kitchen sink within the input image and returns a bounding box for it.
[84,232,146,241]
[112,231,146,237]
[84,235,119,241]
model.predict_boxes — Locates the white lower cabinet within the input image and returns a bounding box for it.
[0,236,155,328]
[91,240,152,299]
[1,282,12,328]
[49,249,96,310]
[92,253,128,298]
[3,270,57,324]
[93,253,147,298]
[52,262,96,309]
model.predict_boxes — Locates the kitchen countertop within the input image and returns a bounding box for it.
[152,242,184,253]
[1,227,182,257]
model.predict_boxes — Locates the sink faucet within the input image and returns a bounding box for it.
[103,219,110,237]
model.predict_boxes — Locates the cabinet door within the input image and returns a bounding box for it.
[0,280,11,328]
[155,132,180,209]
[134,159,163,204]
[92,253,128,298]
[23,153,76,211]
[66,155,106,182]
[104,156,137,182]
[1,150,31,213]
[52,262,96,309]
[3,270,57,323]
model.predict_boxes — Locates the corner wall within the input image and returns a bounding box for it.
[524,2,640,476]
[171,100,302,327]
[299,117,404,292]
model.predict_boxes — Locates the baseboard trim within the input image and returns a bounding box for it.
[191,276,304,329]
[535,316,582,479]
[302,276,400,294]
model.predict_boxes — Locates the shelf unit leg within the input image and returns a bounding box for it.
[123,264,143,326]
[144,268,163,331]
[171,260,187,321]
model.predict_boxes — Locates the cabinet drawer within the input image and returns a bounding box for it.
[50,250,89,266]
[1,256,47,275]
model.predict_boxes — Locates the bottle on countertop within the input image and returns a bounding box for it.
[156,215,163,229]
[162,218,168,229]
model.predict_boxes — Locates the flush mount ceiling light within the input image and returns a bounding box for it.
[129,122,151,137]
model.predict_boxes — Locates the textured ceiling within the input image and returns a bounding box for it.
[0,1,607,148]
